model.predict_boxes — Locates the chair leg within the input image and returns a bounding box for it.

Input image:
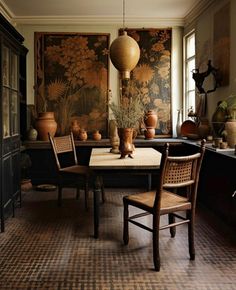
[188,210,195,260]
[100,177,105,203]
[84,178,89,211]
[153,220,160,271]
[168,213,176,237]
[58,186,62,207]
[76,188,80,200]
[123,199,129,245]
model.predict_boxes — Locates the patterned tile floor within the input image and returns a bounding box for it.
[0,188,235,290]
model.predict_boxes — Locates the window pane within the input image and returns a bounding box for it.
[187,34,195,58]
[186,91,196,113]
[11,53,18,90]
[3,46,10,86]
[187,59,195,91]
[11,91,19,135]
[3,88,10,138]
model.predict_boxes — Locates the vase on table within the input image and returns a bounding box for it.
[118,128,134,159]
[109,120,120,154]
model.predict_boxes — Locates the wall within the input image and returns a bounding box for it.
[185,0,236,122]
[15,23,183,136]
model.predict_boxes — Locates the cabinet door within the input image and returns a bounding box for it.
[12,150,20,198]
[2,156,12,213]
[2,46,19,139]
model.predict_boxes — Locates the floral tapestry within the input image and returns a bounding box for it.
[120,28,172,136]
[35,32,110,136]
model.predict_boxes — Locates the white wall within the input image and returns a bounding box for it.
[16,23,183,134]
[185,0,236,121]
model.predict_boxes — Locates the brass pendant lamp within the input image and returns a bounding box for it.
[109,0,140,80]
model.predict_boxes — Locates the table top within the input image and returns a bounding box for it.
[89,147,162,170]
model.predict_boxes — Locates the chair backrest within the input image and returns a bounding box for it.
[48,132,78,170]
[154,140,206,208]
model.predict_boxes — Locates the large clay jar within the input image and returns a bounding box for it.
[118,128,134,159]
[70,120,80,139]
[144,110,158,128]
[35,112,57,141]
[225,118,236,148]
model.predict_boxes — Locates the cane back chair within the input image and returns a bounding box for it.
[48,132,91,209]
[123,140,206,271]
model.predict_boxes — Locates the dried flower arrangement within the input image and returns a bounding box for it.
[109,95,144,128]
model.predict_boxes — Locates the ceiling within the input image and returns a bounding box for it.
[0,0,214,25]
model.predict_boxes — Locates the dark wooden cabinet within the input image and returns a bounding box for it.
[0,14,27,232]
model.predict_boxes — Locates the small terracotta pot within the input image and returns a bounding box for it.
[78,129,88,141]
[144,127,155,140]
[92,130,102,141]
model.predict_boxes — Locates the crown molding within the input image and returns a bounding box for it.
[0,1,14,23]
[7,15,184,27]
[184,0,218,27]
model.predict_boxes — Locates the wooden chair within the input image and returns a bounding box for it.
[123,140,206,271]
[48,132,92,210]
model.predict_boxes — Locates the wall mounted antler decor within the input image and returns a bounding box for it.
[192,60,221,117]
[192,60,221,95]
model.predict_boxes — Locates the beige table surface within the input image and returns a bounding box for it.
[89,147,162,170]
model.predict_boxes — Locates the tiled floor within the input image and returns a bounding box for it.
[0,188,235,290]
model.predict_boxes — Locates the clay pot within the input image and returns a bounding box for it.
[144,110,158,128]
[118,128,134,159]
[21,179,33,192]
[225,119,236,148]
[35,112,57,141]
[109,120,120,154]
[198,118,210,139]
[144,127,155,140]
[70,120,80,139]
[27,127,38,141]
[78,129,88,141]
[92,130,102,141]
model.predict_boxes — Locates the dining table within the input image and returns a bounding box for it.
[89,147,162,238]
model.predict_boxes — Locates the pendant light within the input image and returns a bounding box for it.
[109,0,140,80]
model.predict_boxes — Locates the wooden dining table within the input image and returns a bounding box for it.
[89,147,162,238]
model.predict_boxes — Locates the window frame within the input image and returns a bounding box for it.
[183,30,196,119]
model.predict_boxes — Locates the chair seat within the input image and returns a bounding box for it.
[59,165,91,176]
[124,190,191,214]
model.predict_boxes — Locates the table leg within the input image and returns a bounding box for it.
[148,173,152,191]
[93,176,101,239]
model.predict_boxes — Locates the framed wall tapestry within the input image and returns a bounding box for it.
[213,2,230,86]
[120,28,172,136]
[35,32,110,136]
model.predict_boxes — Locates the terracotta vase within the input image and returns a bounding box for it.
[144,110,158,128]
[118,128,134,159]
[70,120,80,139]
[92,130,102,141]
[144,127,155,140]
[198,118,211,139]
[35,112,57,141]
[78,129,88,141]
[225,118,236,148]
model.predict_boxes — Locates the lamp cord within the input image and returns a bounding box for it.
[123,0,125,31]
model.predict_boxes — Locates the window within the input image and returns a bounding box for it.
[184,31,195,118]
